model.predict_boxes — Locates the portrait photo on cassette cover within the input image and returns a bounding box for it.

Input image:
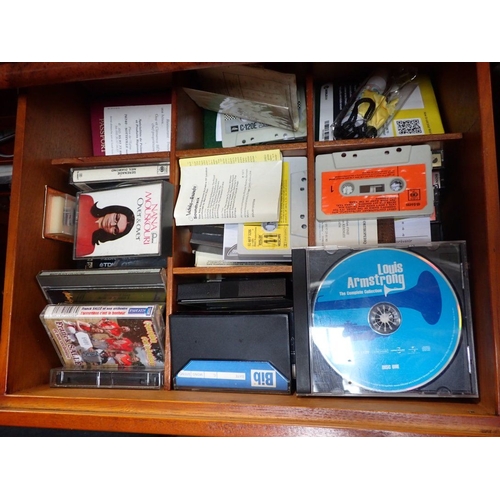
[292,241,478,398]
[73,181,173,260]
[40,304,166,370]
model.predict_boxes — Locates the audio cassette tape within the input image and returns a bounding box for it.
[315,145,434,221]
[292,241,478,397]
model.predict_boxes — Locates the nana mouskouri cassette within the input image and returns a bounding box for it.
[73,181,174,260]
[292,241,478,398]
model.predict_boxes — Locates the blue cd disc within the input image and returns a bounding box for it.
[311,247,462,393]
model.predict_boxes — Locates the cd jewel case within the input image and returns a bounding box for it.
[292,241,478,397]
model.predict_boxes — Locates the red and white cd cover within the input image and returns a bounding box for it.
[73,181,173,260]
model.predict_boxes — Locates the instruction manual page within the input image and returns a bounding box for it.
[174,159,283,226]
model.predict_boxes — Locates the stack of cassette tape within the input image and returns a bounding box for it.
[296,143,478,398]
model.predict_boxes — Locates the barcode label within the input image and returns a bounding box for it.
[394,118,424,136]
[323,120,330,140]
[48,305,81,316]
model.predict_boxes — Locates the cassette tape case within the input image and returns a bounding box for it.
[73,181,173,259]
[40,304,166,370]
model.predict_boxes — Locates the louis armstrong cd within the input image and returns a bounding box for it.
[292,241,478,397]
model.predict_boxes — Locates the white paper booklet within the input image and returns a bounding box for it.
[394,216,431,244]
[103,104,171,155]
[174,152,283,226]
[315,219,378,247]
[315,216,431,246]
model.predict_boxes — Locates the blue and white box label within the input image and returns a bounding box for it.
[175,360,290,392]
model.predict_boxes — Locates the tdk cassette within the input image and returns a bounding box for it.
[315,145,434,221]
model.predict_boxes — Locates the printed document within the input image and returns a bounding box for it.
[174,159,283,226]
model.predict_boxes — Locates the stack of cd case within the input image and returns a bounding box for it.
[40,303,166,389]
[292,241,478,398]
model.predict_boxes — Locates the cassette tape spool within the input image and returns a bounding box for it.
[315,144,434,221]
[339,175,407,197]
[292,241,478,397]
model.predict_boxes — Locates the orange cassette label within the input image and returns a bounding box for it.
[321,163,428,217]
